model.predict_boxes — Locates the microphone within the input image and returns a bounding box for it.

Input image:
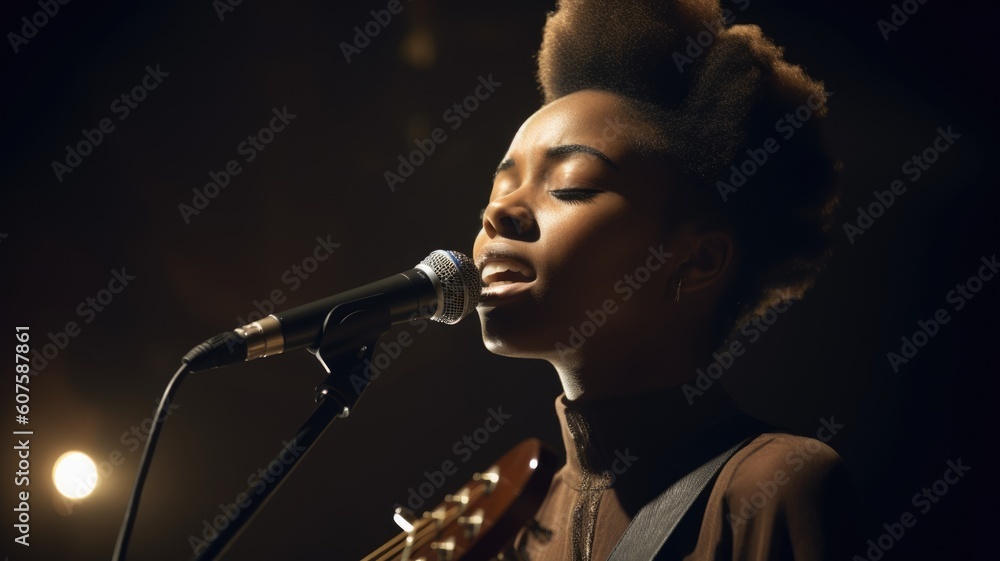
[182,250,483,372]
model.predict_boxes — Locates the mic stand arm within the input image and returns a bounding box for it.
[192,294,392,561]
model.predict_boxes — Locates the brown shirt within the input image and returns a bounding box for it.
[513,389,855,561]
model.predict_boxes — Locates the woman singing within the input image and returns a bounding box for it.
[471,0,853,559]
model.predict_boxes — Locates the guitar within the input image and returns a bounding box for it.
[362,438,556,561]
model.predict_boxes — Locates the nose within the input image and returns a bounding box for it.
[481,191,537,240]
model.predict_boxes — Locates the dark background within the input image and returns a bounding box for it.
[1,0,998,560]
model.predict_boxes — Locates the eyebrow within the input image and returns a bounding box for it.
[493,159,515,180]
[492,143,620,180]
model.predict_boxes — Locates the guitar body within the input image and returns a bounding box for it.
[362,438,556,561]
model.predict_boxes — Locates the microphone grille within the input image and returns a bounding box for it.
[421,250,484,324]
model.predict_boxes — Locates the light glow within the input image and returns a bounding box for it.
[53,451,98,499]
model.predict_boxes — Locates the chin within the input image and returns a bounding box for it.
[476,308,559,359]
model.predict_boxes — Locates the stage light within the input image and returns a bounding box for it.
[53,451,98,499]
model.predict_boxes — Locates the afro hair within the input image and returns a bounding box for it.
[538,0,840,345]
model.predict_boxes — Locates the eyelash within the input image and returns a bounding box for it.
[549,188,601,203]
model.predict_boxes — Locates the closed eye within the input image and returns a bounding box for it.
[549,188,602,203]
[479,188,602,220]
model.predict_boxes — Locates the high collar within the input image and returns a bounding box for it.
[554,385,744,493]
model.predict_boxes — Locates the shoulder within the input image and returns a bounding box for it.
[725,432,845,491]
[718,433,852,530]
[688,432,858,560]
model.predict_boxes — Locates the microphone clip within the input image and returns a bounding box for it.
[308,293,393,415]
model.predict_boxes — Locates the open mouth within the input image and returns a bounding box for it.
[481,259,536,287]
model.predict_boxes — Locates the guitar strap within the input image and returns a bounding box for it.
[605,434,756,561]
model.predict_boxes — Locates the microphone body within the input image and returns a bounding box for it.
[183,250,481,371]
[272,266,438,351]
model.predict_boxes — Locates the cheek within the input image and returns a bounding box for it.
[543,203,663,299]
[472,227,490,258]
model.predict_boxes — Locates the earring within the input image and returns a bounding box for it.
[675,278,684,303]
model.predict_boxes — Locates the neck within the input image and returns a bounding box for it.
[550,327,715,403]
[552,381,744,493]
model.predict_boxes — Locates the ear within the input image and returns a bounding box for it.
[672,224,736,297]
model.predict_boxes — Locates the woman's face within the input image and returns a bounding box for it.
[472,90,687,364]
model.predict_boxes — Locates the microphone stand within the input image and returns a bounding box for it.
[191,294,392,561]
